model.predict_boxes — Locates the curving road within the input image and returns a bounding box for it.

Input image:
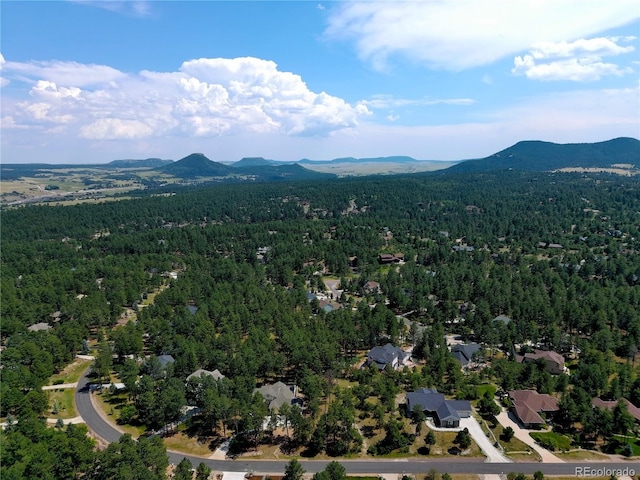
[76,369,640,476]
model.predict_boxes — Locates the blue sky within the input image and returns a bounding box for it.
[1,0,639,164]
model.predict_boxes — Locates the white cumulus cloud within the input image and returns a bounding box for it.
[513,36,636,81]
[325,0,639,71]
[1,55,369,140]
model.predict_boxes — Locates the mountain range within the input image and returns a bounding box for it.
[1,138,638,182]
[154,137,639,179]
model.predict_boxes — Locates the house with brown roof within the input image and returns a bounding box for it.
[517,350,566,375]
[509,389,559,428]
[378,253,404,264]
[592,397,640,423]
[363,280,381,295]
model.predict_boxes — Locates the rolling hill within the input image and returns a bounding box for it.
[158,153,232,178]
[445,137,640,174]
[106,158,173,168]
[230,157,280,168]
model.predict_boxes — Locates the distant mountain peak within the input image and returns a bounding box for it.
[231,157,278,168]
[446,137,640,173]
[159,152,231,178]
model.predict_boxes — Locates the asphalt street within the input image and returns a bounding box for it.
[76,369,640,476]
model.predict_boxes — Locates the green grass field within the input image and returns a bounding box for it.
[529,431,573,451]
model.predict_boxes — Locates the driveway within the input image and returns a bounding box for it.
[43,382,78,390]
[426,416,512,463]
[495,408,564,463]
[459,417,512,463]
[323,279,343,300]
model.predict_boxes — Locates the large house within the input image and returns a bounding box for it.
[592,397,640,423]
[365,343,410,370]
[255,382,300,411]
[406,388,472,428]
[517,350,565,375]
[509,389,559,428]
[450,343,481,366]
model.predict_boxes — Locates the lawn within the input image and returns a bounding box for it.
[611,434,640,456]
[556,450,611,461]
[49,358,92,385]
[162,429,220,457]
[92,389,146,438]
[475,384,497,398]
[47,388,77,419]
[420,428,483,458]
[529,431,573,452]
[487,423,539,461]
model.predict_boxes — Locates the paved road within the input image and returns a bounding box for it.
[76,369,640,475]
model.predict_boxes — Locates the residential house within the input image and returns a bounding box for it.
[492,315,513,325]
[592,397,640,423]
[255,381,300,411]
[365,343,410,370]
[363,280,381,295]
[406,388,472,428]
[450,343,481,366]
[186,368,225,382]
[378,253,404,264]
[28,322,51,332]
[157,354,175,369]
[452,245,475,252]
[509,389,559,428]
[517,350,565,375]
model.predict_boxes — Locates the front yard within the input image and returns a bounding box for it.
[529,431,573,452]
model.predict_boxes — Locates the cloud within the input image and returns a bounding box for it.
[325,0,639,71]
[512,37,636,81]
[362,95,475,109]
[333,85,640,160]
[69,0,152,17]
[0,52,9,87]
[1,56,370,140]
[80,119,154,139]
[4,59,126,87]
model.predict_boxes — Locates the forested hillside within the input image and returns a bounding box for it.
[2,170,640,476]
[446,137,640,173]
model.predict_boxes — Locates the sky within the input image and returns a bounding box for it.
[1,0,639,164]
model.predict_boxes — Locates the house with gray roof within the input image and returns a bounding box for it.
[255,381,300,411]
[186,368,225,382]
[450,343,481,366]
[28,322,52,332]
[365,343,410,370]
[492,315,513,325]
[406,388,472,428]
[157,354,175,369]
